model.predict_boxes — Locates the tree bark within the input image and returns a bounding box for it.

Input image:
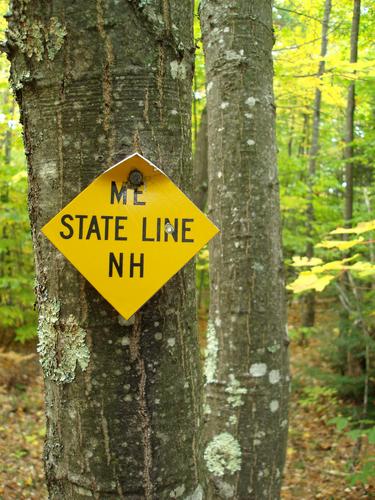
[302,0,332,328]
[344,0,361,226]
[200,1,289,498]
[7,1,204,498]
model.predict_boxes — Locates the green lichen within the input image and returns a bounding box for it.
[37,299,90,384]
[267,343,281,353]
[8,14,66,62]
[204,432,242,477]
[225,374,247,408]
[204,321,218,384]
[45,18,67,61]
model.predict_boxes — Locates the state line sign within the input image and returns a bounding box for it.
[42,153,219,319]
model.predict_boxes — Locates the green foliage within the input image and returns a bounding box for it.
[329,415,375,485]
[0,16,37,342]
[299,385,338,412]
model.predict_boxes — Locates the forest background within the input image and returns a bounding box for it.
[0,0,374,498]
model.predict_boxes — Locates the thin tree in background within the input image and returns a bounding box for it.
[201,1,289,498]
[344,0,361,226]
[6,1,203,498]
[303,0,332,327]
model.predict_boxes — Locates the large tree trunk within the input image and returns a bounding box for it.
[302,0,332,328]
[7,1,204,498]
[200,2,289,498]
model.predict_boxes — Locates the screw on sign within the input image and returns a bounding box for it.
[42,153,219,319]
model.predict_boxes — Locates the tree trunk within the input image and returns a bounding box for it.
[344,0,361,226]
[7,1,204,498]
[339,0,361,380]
[302,0,332,328]
[193,106,208,211]
[200,2,289,498]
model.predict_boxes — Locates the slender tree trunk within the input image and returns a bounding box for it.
[302,0,332,328]
[339,0,361,378]
[193,106,208,211]
[7,1,204,498]
[201,2,289,498]
[344,0,361,226]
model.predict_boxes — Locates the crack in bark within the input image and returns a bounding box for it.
[132,312,153,499]
[96,0,115,163]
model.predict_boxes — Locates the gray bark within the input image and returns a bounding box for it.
[6,1,204,498]
[200,1,289,498]
[303,0,332,328]
[344,0,361,225]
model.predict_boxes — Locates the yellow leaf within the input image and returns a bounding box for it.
[287,272,335,293]
[330,220,375,235]
[291,256,323,267]
[312,255,359,272]
[349,261,375,277]
[316,238,364,250]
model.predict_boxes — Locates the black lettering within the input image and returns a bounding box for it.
[100,215,113,240]
[130,253,144,278]
[134,188,146,206]
[86,216,101,240]
[111,181,127,204]
[60,214,74,239]
[76,215,88,239]
[156,218,161,241]
[115,216,128,241]
[164,218,178,242]
[182,218,194,242]
[142,217,154,241]
[109,252,123,277]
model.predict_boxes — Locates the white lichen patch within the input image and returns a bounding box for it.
[228,415,237,426]
[167,337,176,348]
[225,374,247,408]
[204,403,212,415]
[269,369,281,384]
[170,60,187,80]
[224,50,244,62]
[249,363,267,377]
[247,139,255,146]
[270,400,279,413]
[204,321,219,384]
[37,299,90,384]
[220,102,229,109]
[204,432,242,477]
[207,81,213,94]
[245,96,256,107]
[169,484,185,498]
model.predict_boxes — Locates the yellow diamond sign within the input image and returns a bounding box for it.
[42,153,219,319]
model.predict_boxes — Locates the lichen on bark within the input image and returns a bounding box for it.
[37,299,90,384]
[7,0,66,62]
[204,432,242,477]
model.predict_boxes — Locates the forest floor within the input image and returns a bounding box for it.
[0,302,374,499]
